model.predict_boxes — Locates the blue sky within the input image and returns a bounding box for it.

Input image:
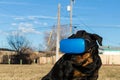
[0,0,120,49]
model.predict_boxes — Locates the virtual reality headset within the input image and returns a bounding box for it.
[60,38,91,54]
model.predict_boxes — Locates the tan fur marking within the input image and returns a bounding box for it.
[75,53,91,63]
[82,53,91,59]
[82,57,93,67]
[73,70,86,77]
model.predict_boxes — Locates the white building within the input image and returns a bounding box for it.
[99,46,120,65]
[99,46,120,55]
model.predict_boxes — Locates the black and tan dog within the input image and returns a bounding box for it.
[42,30,102,80]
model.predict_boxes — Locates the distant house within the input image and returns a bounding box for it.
[0,48,16,63]
[99,46,120,65]
[0,48,39,64]
[99,46,120,55]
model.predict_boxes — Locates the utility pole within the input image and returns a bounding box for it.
[47,31,53,45]
[56,4,61,62]
[70,0,73,33]
[69,0,75,34]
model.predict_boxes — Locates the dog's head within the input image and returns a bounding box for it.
[68,30,102,66]
[68,30,102,54]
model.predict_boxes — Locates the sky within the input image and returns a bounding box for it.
[0,0,120,49]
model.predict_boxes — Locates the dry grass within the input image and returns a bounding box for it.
[99,65,120,80]
[0,64,120,80]
[0,64,49,80]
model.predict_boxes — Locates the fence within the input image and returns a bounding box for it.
[100,54,120,65]
[38,54,120,65]
[38,54,63,64]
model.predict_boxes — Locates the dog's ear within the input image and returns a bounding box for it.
[68,34,76,39]
[68,30,87,38]
[76,30,86,37]
[92,34,102,46]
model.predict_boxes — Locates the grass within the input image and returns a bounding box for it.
[0,64,45,80]
[0,64,120,80]
[99,65,120,80]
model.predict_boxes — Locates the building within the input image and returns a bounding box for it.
[99,46,120,55]
[99,46,120,65]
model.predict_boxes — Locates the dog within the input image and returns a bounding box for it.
[42,30,102,80]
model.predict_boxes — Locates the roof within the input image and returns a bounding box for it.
[0,48,15,51]
[99,46,120,51]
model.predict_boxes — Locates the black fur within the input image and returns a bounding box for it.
[42,30,103,80]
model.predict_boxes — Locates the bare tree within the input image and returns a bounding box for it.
[45,25,70,51]
[7,33,31,55]
[7,33,38,64]
[38,43,45,51]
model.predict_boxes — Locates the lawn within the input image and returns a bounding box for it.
[0,64,120,80]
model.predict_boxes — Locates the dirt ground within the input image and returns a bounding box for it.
[0,64,120,80]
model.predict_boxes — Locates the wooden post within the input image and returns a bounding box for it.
[20,59,22,65]
[56,4,61,62]
[70,0,73,33]
[8,59,10,64]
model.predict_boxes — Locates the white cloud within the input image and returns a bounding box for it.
[33,21,39,24]
[13,16,49,26]
[0,14,9,17]
[11,31,19,36]
[17,22,41,34]
[0,30,8,35]
[27,16,36,20]
[19,22,33,27]
[14,17,25,20]
[113,25,120,27]
[88,24,120,28]
[33,21,48,26]
[11,23,17,26]
[43,22,48,26]
[27,15,57,20]
[38,15,57,19]
[74,6,96,10]
[0,1,30,5]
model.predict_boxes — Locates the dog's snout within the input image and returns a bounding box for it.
[71,56,82,62]
[71,56,76,61]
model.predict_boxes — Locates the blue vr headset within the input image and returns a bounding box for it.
[60,38,86,54]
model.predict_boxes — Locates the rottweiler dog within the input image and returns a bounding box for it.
[42,30,102,80]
